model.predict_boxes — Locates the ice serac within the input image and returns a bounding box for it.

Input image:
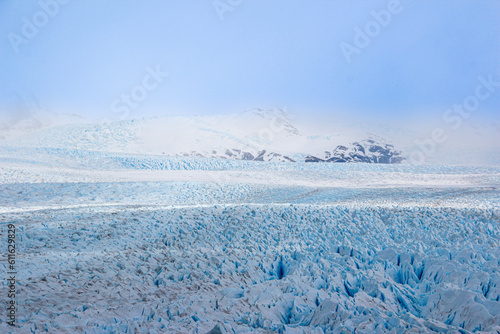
[305,137,404,163]
[2,202,498,333]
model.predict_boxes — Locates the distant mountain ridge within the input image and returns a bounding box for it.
[179,137,404,164]
[180,148,296,162]
[171,109,405,163]
[1,109,406,164]
[305,138,404,164]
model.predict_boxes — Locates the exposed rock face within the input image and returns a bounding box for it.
[305,139,404,164]
[181,138,404,164]
[181,148,295,162]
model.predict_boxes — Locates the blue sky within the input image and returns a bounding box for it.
[0,0,499,123]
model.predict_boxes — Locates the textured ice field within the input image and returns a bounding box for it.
[1,147,499,333]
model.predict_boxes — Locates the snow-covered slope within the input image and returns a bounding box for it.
[0,109,406,163]
[136,109,306,161]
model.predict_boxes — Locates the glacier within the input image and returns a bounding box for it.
[0,118,499,333]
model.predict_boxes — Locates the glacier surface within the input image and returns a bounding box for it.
[0,120,499,333]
